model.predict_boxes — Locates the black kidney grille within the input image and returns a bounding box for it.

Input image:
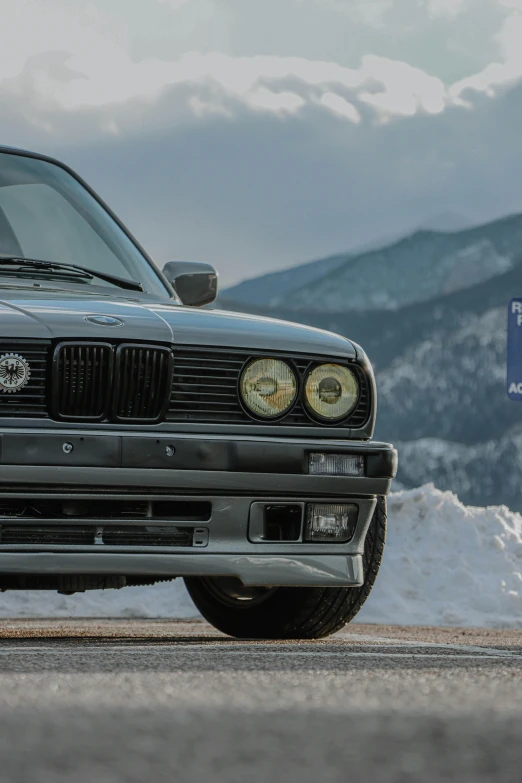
[167,348,370,428]
[53,342,113,420]
[113,345,173,422]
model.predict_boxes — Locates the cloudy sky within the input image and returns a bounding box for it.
[1,0,522,285]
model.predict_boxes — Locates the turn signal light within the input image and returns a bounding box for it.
[308,453,364,476]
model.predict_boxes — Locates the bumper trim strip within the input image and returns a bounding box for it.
[0,465,392,495]
[0,552,363,587]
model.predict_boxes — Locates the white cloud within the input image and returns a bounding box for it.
[0,0,521,144]
[358,56,447,116]
[154,0,191,6]
[451,13,522,101]
[187,94,231,117]
[151,0,218,24]
[244,87,305,113]
[319,92,361,122]
[426,0,469,19]
[0,37,453,126]
[313,0,393,27]
[0,0,126,84]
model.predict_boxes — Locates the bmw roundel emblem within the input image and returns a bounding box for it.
[85,315,124,327]
[0,353,31,393]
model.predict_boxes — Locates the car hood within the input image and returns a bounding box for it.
[0,289,357,359]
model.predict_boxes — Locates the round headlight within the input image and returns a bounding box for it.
[304,364,359,420]
[240,358,297,419]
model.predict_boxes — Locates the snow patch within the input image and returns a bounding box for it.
[0,580,198,620]
[358,484,522,627]
[441,239,512,294]
[1,484,522,628]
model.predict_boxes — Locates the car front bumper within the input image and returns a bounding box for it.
[0,429,397,587]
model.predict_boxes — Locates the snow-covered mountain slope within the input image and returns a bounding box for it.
[1,485,521,629]
[376,305,512,445]
[289,233,513,312]
[220,253,347,308]
[394,430,522,511]
[222,212,522,313]
[221,213,472,308]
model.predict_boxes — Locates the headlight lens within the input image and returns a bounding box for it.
[305,364,359,420]
[240,358,297,418]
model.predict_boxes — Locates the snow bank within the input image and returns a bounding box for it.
[0,579,197,620]
[357,484,522,627]
[1,484,522,627]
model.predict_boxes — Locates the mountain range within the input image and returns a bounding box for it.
[221,211,476,309]
[220,213,522,510]
[223,213,522,312]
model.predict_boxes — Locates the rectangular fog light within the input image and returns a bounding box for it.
[304,503,359,543]
[309,453,364,476]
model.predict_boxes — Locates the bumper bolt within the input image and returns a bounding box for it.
[62,442,74,454]
[165,445,175,457]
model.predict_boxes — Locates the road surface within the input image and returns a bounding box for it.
[0,618,521,782]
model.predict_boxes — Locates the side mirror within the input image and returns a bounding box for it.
[162,261,218,307]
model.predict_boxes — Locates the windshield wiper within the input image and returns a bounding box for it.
[0,256,144,292]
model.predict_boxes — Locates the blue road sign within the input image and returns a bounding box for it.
[508,298,522,399]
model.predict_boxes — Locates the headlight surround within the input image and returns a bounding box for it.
[240,358,298,419]
[304,363,359,421]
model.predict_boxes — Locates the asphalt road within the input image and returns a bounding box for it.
[0,619,522,782]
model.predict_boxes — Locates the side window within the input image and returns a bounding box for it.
[0,184,130,278]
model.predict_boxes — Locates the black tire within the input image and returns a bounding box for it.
[184,496,386,640]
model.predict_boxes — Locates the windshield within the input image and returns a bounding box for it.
[0,152,168,297]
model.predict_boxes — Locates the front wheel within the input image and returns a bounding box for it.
[184,497,386,640]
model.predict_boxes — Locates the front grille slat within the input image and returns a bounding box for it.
[80,345,87,414]
[147,350,158,419]
[91,345,97,415]
[172,391,238,398]
[133,348,141,418]
[171,382,237,389]
[62,345,69,414]
[123,346,131,417]
[143,349,152,418]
